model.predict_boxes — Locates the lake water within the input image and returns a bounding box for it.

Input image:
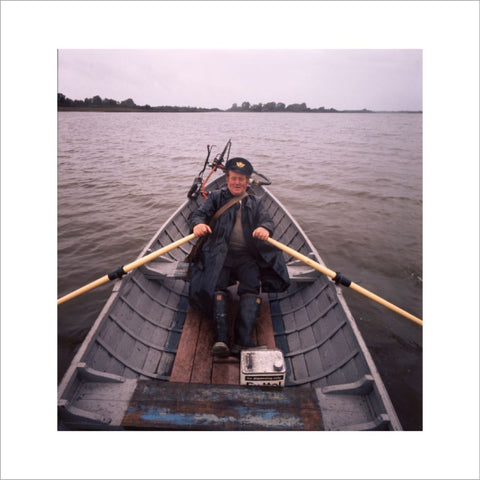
[57,111,422,430]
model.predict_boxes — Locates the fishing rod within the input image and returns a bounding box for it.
[187,139,231,199]
[187,139,271,199]
[187,143,213,199]
[199,139,232,198]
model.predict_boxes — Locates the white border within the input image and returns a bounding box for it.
[1,2,479,479]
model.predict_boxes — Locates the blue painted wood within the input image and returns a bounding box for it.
[121,381,323,430]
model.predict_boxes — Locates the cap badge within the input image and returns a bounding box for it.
[236,161,245,168]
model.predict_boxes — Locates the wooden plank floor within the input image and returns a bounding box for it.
[121,293,324,430]
[170,293,276,385]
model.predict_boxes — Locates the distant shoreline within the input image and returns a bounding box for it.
[58,106,422,114]
[58,94,422,114]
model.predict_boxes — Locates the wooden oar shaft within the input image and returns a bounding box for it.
[267,237,422,326]
[267,238,337,278]
[58,233,195,306]
[348,282,422,326]
[57,274,111,306]
[122,233,195,273]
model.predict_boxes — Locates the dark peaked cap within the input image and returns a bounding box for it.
[225,157,254,176]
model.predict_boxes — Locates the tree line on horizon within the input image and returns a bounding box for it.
[58,93,343,112]
[227,101,341,112]
[57,93,221,112]
[58,93,420,113]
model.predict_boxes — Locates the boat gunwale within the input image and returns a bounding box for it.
[262,185,402,429]
[58,194,194,402]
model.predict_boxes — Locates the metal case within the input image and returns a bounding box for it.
[240,349,286,387]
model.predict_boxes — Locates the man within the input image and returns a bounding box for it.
[189,157,290,357]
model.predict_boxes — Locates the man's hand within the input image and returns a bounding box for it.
[193,223,212,237]
[252,227,270,241]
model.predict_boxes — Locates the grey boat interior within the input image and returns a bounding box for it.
[58,175,402,431]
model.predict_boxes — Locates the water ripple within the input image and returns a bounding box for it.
[57,112,423,429]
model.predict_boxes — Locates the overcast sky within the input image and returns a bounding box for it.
[58,49,422,111]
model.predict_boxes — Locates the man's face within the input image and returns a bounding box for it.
[226,171,249,196]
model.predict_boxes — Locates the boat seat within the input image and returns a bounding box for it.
[140,257,190,280]
[314,375,394,431]
[140,256,320,282]
[285,255,320,282]
[121,381,323,430]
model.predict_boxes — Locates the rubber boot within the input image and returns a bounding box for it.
[211,291,230,357]
[232,294,263,355]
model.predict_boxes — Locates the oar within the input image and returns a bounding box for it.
[267,237,422,326]
[58,233,196,305]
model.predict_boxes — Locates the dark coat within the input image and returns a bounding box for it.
[188,187,290,315]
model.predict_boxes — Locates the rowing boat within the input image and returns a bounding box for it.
[58,155,402,431]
